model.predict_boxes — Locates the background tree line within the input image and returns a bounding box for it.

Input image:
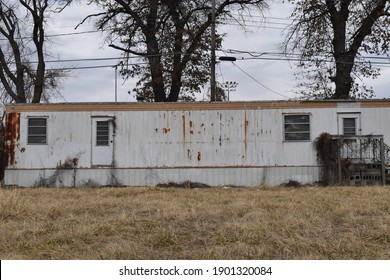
[0,0,389,106]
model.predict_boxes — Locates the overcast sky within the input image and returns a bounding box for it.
[47,0,390,103]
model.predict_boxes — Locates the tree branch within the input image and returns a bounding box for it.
[108,44,147,56]
[349,0,388,55]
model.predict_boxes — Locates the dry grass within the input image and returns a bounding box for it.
[0,185,389,260]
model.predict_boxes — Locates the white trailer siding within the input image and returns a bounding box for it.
[3,100,390,187]
[360,108,390,138]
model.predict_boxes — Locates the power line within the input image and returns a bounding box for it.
[224,18,291,26]
[219,49,390,68]
[230,14,293,22]
[4,51,388,71]
[1,18,293,41]
[0,30,101,41]
[48,62,149,71]
[230,60,290,99]
[50,64,117,71]
[219,51,290,99]
[46,30,101,37]
[45,57,123,63]
[1,43,388,68]
[221,20,290,30]
[6,51,191,65]
[222,49,390,61]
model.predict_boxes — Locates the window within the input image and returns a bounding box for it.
[28,118,47,144]
[96,121,109,146]
[284,114,310,141]
[343,118,356,136]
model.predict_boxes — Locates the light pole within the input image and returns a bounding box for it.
[114,62,123,103]
[114,65,118,103]
[221,81,239,101]
[210,0,216,101]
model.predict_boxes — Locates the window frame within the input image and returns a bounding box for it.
[283,114,311,142]
[337,112,361,136]
[27,117,48,145]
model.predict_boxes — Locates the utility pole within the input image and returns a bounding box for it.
[210,0,216,101]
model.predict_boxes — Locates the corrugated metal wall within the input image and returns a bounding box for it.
[4,101,390,187]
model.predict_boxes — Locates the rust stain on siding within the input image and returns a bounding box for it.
[182,115,186,140]
[189,120,194,135]
[197,152,201,161]
[5,112,20,167]
[163,128,171,134]
[244,111,249,153]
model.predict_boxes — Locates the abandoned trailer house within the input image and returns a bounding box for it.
[2,100,390,187]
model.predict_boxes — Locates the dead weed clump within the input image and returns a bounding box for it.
[0,186,389,260]
[156,181,211,189]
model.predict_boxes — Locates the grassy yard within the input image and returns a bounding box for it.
[0,186,389,260]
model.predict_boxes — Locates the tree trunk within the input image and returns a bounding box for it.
[32,55,45,103]
[167,70,182,102]
[147,47,167,102]
[167,9,184,102]
[326,0,352,99]
[332,54,354,99]
[326,0,387,99]
[146,1,166,102]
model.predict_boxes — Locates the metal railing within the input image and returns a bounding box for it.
[331,135,388,185]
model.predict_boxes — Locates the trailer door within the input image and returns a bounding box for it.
[91,117,114,166]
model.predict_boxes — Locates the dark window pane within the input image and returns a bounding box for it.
[96,130,108,137]
[28,136,47,144]
[344,128,356,135]
[97,139,109,146]
[97,121,109,128]
[96,121,109,146]
[28,118,46,127]
[343,118,356,135]
[284,115,309,124]
[284,123,310,133]
[284,115,310,141]
[29,127,46,135]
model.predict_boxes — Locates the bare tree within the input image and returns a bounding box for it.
[82,0,267,102]
[0,0,66,104]
[284,0,390,99]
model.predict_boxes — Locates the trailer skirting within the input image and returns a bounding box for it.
[4,166,319,187]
